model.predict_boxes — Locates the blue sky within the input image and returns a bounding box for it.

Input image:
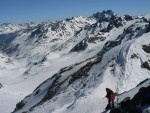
[0,0,150,24]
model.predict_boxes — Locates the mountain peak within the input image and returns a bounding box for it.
[90,10,115,20]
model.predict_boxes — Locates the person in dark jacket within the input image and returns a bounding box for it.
[105,88,116,110]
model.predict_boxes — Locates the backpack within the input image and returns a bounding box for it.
[111,93,118,101]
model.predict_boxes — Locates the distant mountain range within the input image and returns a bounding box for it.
[0,10,150,113]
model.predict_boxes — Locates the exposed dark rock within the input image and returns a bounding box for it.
[40,57,47,63]
[143,45,150,53]
[41,75,61,102]
[142,17,148,23]
[75,28,83,36]
[145,21,150,33]
[50,38,59,42]
[111,17,123,28]
[105,24,114,32]
[130,53,138,59]
[69,58,101,84]
[33,62,38,65]
[91,10,114,21]
[142,61,150,70]
[124,14,133,21]
[22,112,28,113]
[30,24,48,38]
[88,36,106,43]
[0,83,3,88]
[110,84,150,113]
[30,28,42,38]
[14,100,25,111]
[59,66,73,74]
[132,86,150,106]
[70,40,88,52]
[100,16,123,32]
[40,58,101,104]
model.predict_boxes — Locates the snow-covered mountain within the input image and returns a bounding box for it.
[0,10,150,113]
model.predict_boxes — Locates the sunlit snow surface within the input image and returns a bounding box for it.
[0,11,150,113]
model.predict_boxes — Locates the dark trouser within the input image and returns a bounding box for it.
[108,99,114,109]
[106,98,115,110]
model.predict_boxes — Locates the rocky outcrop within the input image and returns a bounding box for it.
[110,79,150,113]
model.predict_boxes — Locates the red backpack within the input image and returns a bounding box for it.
[111,93,118,101]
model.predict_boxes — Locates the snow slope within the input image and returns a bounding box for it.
[0,10,150,113]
